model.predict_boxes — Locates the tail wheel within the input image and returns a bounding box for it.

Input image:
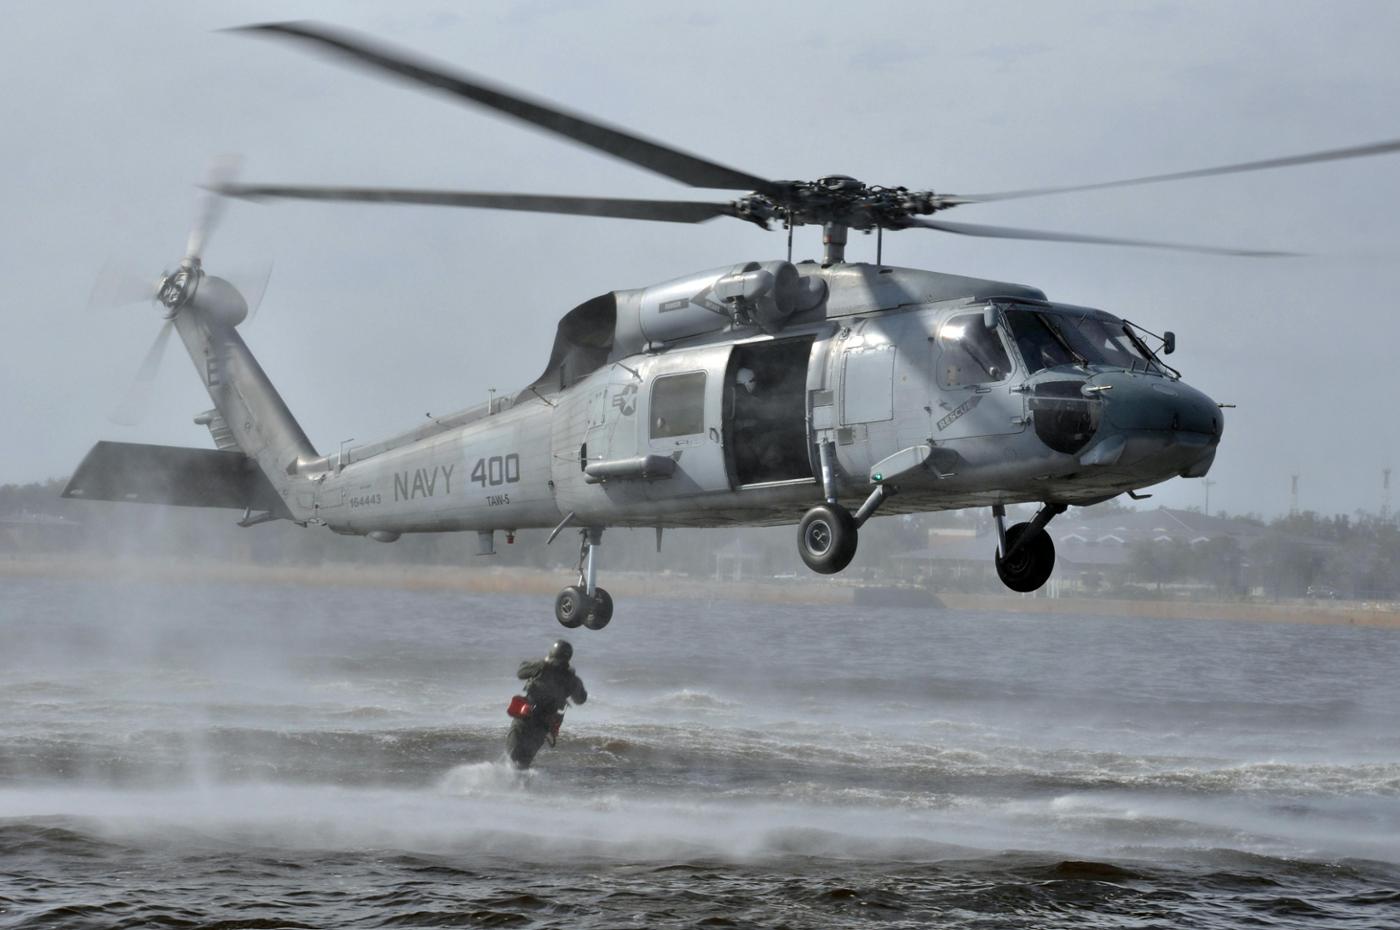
[995,523,1056,592]
[797,503,859,574]
[584,588,613,630]
[555,586,586,628]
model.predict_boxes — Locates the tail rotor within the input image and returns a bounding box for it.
[111,320,176,426]
[97,158,271,425]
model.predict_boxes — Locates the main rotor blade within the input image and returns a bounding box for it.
[111,320,175,426]
[216,183,742,224]
[962,138,1400,203]
[909,218,1296,257]
[232,21,780,196]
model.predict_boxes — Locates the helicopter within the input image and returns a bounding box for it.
[64,22,1400,630]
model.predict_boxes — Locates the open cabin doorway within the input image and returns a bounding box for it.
[724,336,816,487]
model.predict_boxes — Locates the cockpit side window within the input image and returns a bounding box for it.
[935,313,1013,388]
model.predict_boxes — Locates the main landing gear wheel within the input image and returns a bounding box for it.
[583,588,613,630]
[555,527,614,630]
[554,586,586,629]
[554,585,613,630]
[797,503,858,574]
[995,522,1056,593]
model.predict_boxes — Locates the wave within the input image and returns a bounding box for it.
[0,784,1017,865]
[648,689,742,711]
[2,783,1399,875]
[0,681,94,700]
[0,819,133,857]
[3,722,1400,803]
[438,760,538,795]
[5,812,1397,930]
[326,705,407,721]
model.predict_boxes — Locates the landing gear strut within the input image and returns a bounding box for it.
[992,503,1066,593]
[796,440,894,574]
[555,527,613,630]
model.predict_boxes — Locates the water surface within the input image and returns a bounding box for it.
[2,576,1397,927]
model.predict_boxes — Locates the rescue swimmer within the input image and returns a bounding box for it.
[506,640,587,769]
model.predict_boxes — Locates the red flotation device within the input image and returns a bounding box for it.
[506,695,532,719]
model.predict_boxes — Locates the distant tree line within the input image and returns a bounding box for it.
[3,478,1396,600]
[1128,511,1400,600]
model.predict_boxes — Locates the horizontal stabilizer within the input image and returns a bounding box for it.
[62,441,290,517]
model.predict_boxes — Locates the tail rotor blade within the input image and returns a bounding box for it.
[89,260,159,311]
[185,190,221,263]
[236,260,274,324]
[111,321,176,426]
[186,155,243,262]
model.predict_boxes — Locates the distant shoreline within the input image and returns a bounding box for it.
[3,556,1397,629]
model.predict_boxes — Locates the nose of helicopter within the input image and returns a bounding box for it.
[1076,373,1222,477]
[1101,375,1221,435]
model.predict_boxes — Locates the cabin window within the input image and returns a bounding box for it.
[650,372,706,438]
[936,312,1013,388]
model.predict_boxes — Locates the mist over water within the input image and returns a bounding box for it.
[3,576,1399,927]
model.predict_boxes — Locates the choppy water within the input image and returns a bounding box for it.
[2,575,1398,928]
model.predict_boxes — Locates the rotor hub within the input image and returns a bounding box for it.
[157,267,199,317]
[734,178,949,234]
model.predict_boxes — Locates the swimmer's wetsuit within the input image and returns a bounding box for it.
[507,659,587,769]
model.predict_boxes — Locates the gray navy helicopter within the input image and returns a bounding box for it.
[65,22,1400,630]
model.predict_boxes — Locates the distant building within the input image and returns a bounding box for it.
[713,536,774,581]
[1054,507,1269,549]
[890,506,1335,596]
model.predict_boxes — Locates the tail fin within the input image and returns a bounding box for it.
[170,290,319,522]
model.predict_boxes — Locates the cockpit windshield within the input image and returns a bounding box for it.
[1060,315,1161,370]
[1005,307,1164,375]
[1005,310,1078,373]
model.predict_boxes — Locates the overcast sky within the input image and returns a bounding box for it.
[3,0,1398,518]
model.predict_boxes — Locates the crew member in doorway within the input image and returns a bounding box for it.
[507,639,588,769]
[732,366,786,481]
